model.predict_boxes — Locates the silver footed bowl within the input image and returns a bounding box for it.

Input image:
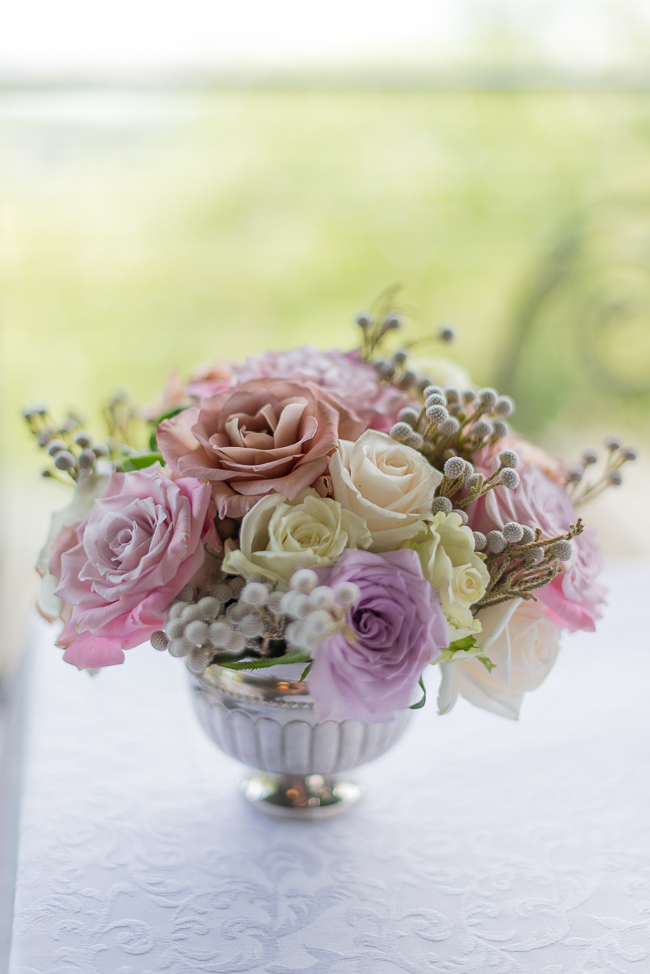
[189,663,413,819]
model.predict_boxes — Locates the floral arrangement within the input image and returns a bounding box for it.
[25,296,636,723]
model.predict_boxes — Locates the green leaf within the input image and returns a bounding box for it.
[430,634,495,673]
[476,653,496,673]
[151,405,189,426]
[217,648,312,671]
[148,406,189,451]
[118,453,163,472]
[299,661,313,682]
[409,675,427,710]
[448,635,477,653]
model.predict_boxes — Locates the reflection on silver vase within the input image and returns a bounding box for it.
[189,664,412,818]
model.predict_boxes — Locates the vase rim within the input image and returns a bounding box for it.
[190,662,313,706]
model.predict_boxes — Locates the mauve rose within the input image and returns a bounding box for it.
[50,467,218,670]
[307,549,448,723]
[471,463,605,632]
[233,346,414,432]
[157,378,365,519]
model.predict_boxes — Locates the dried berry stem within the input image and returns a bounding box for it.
[474,520,583,609]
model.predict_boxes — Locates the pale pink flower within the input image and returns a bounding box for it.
[146,363,234,419]
[233,346,414,432]
[184,361,233,404]
[475,435,568,488]
[470,463,605,632]
[502,434,568,486]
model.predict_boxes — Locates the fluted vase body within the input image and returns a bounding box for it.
[189,664,412,817]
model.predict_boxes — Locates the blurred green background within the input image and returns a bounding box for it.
[3,88,650,456]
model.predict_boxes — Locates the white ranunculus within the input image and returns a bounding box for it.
[222,487,372,587]
[404,511,489,641]
[330,430,442,551]
[36,472,110,621]
[437,599,562,720]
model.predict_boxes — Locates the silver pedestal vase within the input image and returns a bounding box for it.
[189,663,413,819]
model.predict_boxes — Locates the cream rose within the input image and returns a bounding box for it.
[437,600,562,720]
[222,487,372,586]
[330,430,442,551]
[404,511,489,641]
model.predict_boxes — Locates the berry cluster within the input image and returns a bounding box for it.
[390,384,516,472]
[279,569,360,653]
[152,576,294,673]
[473,519,584,610]
[567,436,637,504]
[22,404,109,483]
[152,568,363,675]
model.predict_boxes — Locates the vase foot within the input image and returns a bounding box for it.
[241,772,364,819]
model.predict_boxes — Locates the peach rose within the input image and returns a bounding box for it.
[158,379,365,518]
[437,600,561,720]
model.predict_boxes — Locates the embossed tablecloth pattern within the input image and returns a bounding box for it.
[7,561,650,974]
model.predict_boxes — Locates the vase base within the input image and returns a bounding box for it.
[241,772,364,819]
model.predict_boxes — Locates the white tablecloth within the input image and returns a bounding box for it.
[7,560,650,974]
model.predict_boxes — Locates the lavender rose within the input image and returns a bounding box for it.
[307,549,448,723]
[49,467,218,670]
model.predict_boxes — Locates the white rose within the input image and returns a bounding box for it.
[404,511,489,641]
[222,487,372,586]
[330,430,442,551]
[36,472,110,621]
[437,599,562,720]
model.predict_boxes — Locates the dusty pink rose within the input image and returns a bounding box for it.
[307,549,448,723]
[471,463,605,633]
[50,467,218,670]
[233,346,414,432]
[157,378,365,519]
